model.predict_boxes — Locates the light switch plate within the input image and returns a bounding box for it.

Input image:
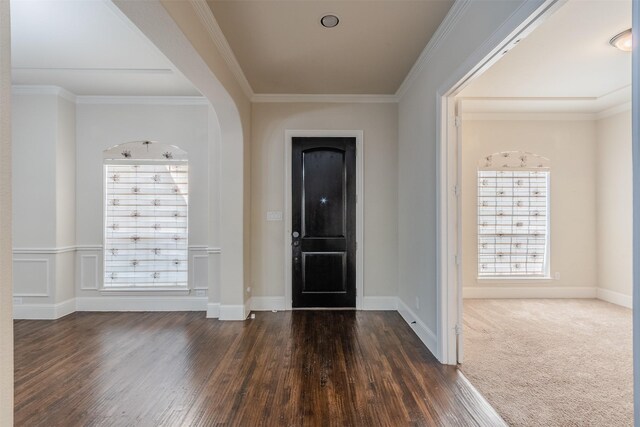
[266,211,283,221]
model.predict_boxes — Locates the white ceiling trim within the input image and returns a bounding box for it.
[76,95,209,105]
[251,94,398,104]
[596,101,632,120]
[12,85,76,103]
[190,0,254,99]
[463,112,597,121]
[395,0,471,100]
[12,85,208,105]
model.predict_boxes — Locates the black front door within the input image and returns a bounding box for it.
[292,137,356,308]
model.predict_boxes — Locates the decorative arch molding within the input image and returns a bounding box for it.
[103,141,188,162]
[479,151,550,170]
[113,0,248,320]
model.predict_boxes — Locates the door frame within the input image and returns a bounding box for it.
[284,130,364,310]
[435,0,565,364]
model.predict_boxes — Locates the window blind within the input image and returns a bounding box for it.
[104,163,189,288]
[477,170,549,277]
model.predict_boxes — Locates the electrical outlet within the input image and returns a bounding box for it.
[554,272,560,280]
[246,287,251,294]
[194,289,206,297]
[13,297,22,305]
[415,297,420,310]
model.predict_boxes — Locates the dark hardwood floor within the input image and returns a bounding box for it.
[14,311,504,426]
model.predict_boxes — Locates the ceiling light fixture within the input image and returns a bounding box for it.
[320,14,339,28]
[609,29,632,52]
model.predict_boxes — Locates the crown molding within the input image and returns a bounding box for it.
[189,0,254,99]
[251,93,398,104]
[596,101,632,120]
[76,95,209,105]
[462,112,597,121]
[395,0,472,100]
[12,85,77,103]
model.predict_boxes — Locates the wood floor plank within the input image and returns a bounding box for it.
[14,311,504,426]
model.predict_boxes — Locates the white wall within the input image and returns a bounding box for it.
[596,110,633,302]
[0,0,13,422]
[12,93,57,248]
[250,103,398,304]
[461,119,598,296]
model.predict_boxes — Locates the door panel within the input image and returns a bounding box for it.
[302,252,346,293]
[302,149,346,238]
[292,137,356,308]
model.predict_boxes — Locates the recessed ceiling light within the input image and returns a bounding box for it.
[609,29,632,52]
[320,14,339,28]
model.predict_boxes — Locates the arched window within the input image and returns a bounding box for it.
[477,151,550,278]
[103,141,189,289]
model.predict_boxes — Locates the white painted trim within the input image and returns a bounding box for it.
[597,288,633,309]
[283,130,365,311]
[76,245,103,251]
[219,304,248,321]
[12,258,50,297]
[631,0,639,419]
[362,296,398,311]
[397,298,438,357]
[251,296,286,311]
[597,101,633,120]
[76,96,208,105]
[436,0,564,366]
[75,296,207,311]
[244,299,252,319]
[56,298,76,318]
[189,0,253,99]
[251,94,398,104]
[206,303,220,318]
[13,246,76,254]
[13,298,76,320]
[463,112,597,121]
[463,286,597,299]
[13,245,218,254]
[11,85,76,103]
[395,0,472,99]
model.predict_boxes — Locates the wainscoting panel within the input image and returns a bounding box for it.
[80,254,99,290]
[13,257,50,297]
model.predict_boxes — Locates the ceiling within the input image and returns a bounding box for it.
[460,0,632,114]
[10,0,200,96]
[207,0,454,95]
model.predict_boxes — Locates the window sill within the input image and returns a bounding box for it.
[99,287,191,295]
[476,276,554,284]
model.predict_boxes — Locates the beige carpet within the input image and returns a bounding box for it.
[461,299,633,427]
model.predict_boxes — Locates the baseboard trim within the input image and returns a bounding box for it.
[596,288,632,309]
[13,298,76,320]
[219,304,248,321]
[75,296,207,312]
[397,298,438,359]
[251,296,286,311]
[206,303,220,318]
[362,296,398,311]
[463,286,598,299]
